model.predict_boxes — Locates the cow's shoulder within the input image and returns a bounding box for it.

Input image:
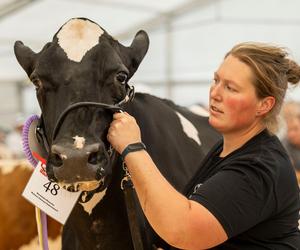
[126,92,220,155]
[126,92,193,117]
[126,93,191,134]
[128,92,201,118]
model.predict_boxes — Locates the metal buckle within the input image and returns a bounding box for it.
[121,162,132,190]
[107,145,114,157]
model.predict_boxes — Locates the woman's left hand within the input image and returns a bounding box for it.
[107,112,142,154]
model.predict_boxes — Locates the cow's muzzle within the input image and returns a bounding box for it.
[44,102,124,192]
[46,142,109,191]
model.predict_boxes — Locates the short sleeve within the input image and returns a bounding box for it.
[189,161,276,238]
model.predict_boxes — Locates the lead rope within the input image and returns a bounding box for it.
[22,115,49,250]
[121,162,151,250]
[35,207,47,250]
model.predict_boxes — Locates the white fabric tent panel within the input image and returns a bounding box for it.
[0,0,186,80]
[1,0,300,128]
[220,0,300,20]
[171,22,300,79]
[130,26,168,83]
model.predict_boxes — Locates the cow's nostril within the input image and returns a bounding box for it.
[51,153,63,167]
[88,152,99,165]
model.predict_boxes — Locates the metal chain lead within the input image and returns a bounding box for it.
[121,162,132,190]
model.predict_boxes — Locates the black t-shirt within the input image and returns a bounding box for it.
[185,129,300,249]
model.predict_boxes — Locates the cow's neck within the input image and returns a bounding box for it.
[65,159,134,250]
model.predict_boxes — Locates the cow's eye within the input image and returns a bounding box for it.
[116,72,128,85]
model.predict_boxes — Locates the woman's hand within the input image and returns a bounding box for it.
[107,112,142,154]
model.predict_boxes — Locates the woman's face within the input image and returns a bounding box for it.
[209,55,262,135]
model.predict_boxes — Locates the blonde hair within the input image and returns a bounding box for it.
[226,42,300,132]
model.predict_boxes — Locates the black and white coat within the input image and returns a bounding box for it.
[14,17,220,250]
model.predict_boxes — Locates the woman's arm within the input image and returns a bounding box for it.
[124,150,227,249]
[108,112,228,249]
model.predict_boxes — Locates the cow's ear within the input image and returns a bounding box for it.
[14,41,37,76]
[128,30,149,77]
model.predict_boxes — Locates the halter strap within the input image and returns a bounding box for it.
[52,102,123,141]
[36,82,134,149]
[33,83,148,249]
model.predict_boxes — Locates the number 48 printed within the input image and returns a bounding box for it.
[43,181,60,195]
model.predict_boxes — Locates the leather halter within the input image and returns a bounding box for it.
[36,84,134,149]
[35,83,149,249]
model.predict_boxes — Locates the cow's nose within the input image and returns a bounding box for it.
[48,143,108,181]
[51,143,108,166]
[51,143,102,164]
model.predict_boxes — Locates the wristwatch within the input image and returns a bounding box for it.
[121,142,146,161]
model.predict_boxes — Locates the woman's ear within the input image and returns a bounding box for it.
[256,96,275,116]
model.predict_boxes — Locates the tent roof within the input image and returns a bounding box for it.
[0,0,195,80]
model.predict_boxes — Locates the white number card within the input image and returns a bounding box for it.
[22,161,82,224]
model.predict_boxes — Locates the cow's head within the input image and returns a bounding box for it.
[14,18,149,192]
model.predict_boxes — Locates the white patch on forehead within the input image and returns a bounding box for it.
[73,135,85,149]
[79,188,107,215]
[57,19,104,62]
[176,111,201,145]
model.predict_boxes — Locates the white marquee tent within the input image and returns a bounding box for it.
[1,0,300,128]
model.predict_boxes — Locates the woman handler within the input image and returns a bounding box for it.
[108,42,300,249]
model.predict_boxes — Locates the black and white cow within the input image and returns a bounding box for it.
[14,18,220,250]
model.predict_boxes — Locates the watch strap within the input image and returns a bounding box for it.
[121,142,146,161]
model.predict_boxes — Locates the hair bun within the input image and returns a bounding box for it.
[287,60,300,84]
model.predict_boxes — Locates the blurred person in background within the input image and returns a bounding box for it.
[281,103,300,182]
[282,101,300,120]
[5,116,25,159]
[277,101,300,139]
[0,127,13,159]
